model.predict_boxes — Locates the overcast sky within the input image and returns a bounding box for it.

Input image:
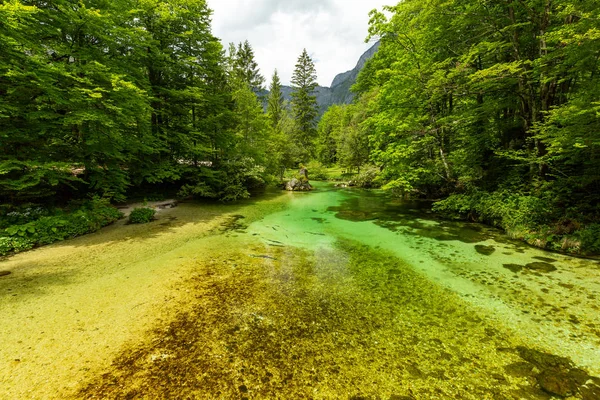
[208,0,390,87]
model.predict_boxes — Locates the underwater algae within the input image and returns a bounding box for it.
[79,239,558,399]
[0,193,290,399]
[2,183,600,399]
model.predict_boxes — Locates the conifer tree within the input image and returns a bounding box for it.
[235,40,265,93]
[267,70,284,130]
[290,49,319,159]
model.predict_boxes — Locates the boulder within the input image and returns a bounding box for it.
[285,178,313,192]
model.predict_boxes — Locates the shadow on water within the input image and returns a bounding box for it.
[0,269,78,302]
[327,188,509,245]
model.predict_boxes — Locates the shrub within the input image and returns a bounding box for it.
[0,236,34,255]
[433,190,552,230]
[353,166,381,188]
[432,190,599,254]
[129,207,156,224]
[0,205,50,229]
[0,198,123,256]
[179,157,267,202]
[305,161,328,181]
[577,224,600,255]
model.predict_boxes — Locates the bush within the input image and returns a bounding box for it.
[432,190,600,254]
[179,157,267,202]
[433,190,552,230]
[577,224,600,254]
[0,236,34,255]
[0,205,50,229]
[353,166,382,188]
[0,198,123,256]
[305,161,328,181]
[128,207,156,224]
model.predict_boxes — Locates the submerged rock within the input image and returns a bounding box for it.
[515,346,600,398]
[537,370,578,397]
[525,262,557,272]
[581,383,600,400]
[475,245,496,256]
[503,263,524,273]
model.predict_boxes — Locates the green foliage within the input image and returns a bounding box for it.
[179,158,267,202]
[318,0,600,252]
[353,166,381,189]
[318,92,375,174]
[577,225,600,255]
[0,0,234,203]
[290,49,319,160]
[433,191,553,231]
[267,70,284,131]
[0,236,34,255]
[357,0,600,201]
[129,208,156,224]
[317,105,345,165]
[0,198,122,256]
[305,161,328,181]
[0,204,50,228]
[218,158,267,202]
[228,40,265,93]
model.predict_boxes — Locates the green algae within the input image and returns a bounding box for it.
[2,182,600,399]
[0,191,292,399]
[79,240,536,399]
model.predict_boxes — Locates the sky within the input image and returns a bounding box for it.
[208,0,390,87]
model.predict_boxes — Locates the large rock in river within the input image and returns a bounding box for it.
[285,178,313,192]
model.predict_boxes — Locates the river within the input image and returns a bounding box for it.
[1,182,599,399]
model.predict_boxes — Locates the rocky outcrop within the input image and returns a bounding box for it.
[328,41,381,105]
[285,178,313,192]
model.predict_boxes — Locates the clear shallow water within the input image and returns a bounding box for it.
[2,183,600,399]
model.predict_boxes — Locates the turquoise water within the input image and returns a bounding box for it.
[3,182,599,399]
[79,182,600,399]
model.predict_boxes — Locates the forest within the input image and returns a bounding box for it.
[317,0,600,254]
[1,0,599,255]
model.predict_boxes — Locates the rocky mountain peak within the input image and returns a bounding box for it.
[263,41,380,116]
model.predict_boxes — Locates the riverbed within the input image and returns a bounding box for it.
[1,183,599,399]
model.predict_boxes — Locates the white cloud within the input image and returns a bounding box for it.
[208,0,390,86]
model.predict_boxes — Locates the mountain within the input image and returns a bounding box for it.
[263,41,380,115]
[327,40,380,106]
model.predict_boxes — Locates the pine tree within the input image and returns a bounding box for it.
[267,69,284,130]
[290,49,318,159]
[235,40,265,93]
